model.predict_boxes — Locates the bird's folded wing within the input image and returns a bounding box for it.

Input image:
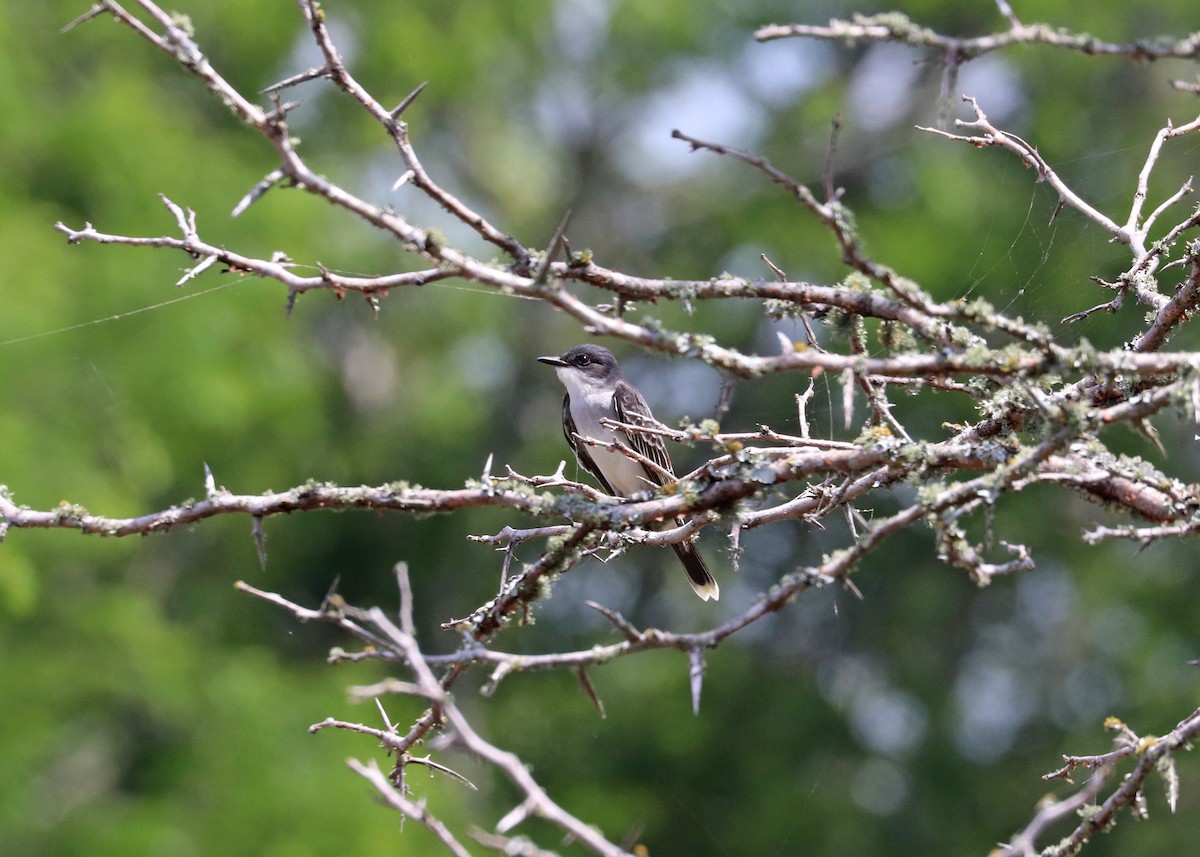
[613,380,675,483]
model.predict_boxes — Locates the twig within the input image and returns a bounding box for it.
[348,758,475,857]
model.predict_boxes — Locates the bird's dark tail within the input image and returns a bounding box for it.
[672,540,719,601]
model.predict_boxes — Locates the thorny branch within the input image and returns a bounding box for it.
[918,98,1200,322]
[999,708,1200,856]
[756,8,1200,64]
[32,1,1200,855]
[755,3,1200,126]
[262,564,639,857]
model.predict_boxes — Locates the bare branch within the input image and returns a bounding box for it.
[348,758,475,857]
[1019,709,1200,855]
[919,99,1125,239]
[755,12,1200,63]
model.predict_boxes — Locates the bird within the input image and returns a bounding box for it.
[537,344,719,601]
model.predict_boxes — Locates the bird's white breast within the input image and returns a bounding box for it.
[557,369,650,496]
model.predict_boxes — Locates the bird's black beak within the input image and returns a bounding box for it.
[537,355,567,367]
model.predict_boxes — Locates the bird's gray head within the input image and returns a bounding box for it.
[537,344,621,386]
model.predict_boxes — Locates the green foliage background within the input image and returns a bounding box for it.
[2,1,1199,855]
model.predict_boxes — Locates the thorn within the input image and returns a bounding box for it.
[232,168,287,218]
[365,293,381,319]
[159,194,190,235]
[251,515,267,570]
[1133,417,1166,456]
[482,453,494,480]
[390,81,428,119]
[260,65,330,95]
[796,377,816,438]
[394,562,415,635]
[585,600,642,642]
[532,211,572,286]
[203,462,217,498]
[409,754,478,790]
[689,647,705,716]
[496,798,534,835]
[62,4,106,33]
[391,169,415,191]
[841,367,855,431]
[822,113,843,202]
[177,254,218,286]
[321,575,342,611]
[481,662,512,698]
[1049,197,1066,225]
[262,99,301,124]
[728,521,742,574]
[575,667,607,718]
[760,253,787,281]
[374,697,394,731]
[994,0,1021,27]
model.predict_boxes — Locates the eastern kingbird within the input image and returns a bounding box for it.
[537,344,719,601]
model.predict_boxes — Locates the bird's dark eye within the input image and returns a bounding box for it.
[576,355,590,365]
